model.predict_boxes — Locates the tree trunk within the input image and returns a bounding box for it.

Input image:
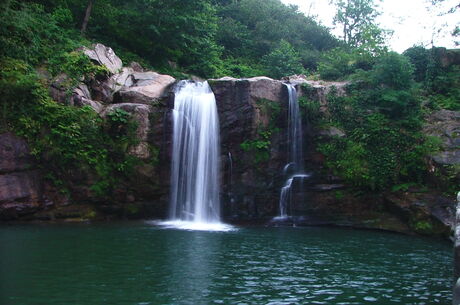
[81,0,94,35]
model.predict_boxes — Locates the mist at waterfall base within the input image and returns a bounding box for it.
[275,84,309,221]
[0,223,451,305]
[157,81,232,231]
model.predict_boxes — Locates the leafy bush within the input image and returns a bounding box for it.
[317,47,375,80]
[371,52,414,90]
[315,53,436,191]
[240,132,271,164]
[318,48,357,80]
[261,40,305,79]
[0,1,85,66]
[0,59,139,199]
[403,46,431,82]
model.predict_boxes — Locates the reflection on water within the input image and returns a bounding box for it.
[0,223,452,305]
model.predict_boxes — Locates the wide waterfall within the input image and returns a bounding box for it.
[277,84,308,219]
[166,81,230,231]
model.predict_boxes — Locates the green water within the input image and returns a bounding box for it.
[0,223,452,305]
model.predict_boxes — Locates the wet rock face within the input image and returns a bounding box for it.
[0,133,43,220]
[0,133,32,173]
[210,77,288,219]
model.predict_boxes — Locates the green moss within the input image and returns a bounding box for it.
[334,190,345,200]
[412,220,434,234]
[84,210,97,219]
[124,204,140,215]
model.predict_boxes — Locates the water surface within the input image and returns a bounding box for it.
[0,223,452,305]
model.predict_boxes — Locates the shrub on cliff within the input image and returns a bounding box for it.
[317,52,436,191]
[0,57,138,199]
[261,40,305,79]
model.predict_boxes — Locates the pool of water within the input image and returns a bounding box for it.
[0,222,452,305]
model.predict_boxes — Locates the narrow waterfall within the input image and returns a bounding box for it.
[278,84,308,219]
[287,84,304,174]
[169,81,222,225]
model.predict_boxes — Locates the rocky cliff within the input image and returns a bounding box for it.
[0,43,457,237]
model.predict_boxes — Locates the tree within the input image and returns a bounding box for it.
[330,0,385,49]
[80,0,94,34]
[261,40,304,79]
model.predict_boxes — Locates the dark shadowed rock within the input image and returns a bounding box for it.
[0,171,42,219]
[0,133,32,173]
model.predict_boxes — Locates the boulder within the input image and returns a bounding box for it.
[317,126,346,138]
[74,97,104,114]
[109,67,135,93]
[82,43,122,74]
[114,71,175,104]
[102,103,153,159]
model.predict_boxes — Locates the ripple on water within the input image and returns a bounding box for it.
[146,220,236,232]
[0,225,452,305]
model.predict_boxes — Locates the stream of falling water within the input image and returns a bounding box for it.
[277,84,308,219]
[163,81,232,231]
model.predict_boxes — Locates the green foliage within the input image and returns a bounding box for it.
[412,220,434,234]
[298,96,321,126]
[371,52,414,90]
[240,98,282,164]
[331,0,387,51]
[240,131,272,164]
[256,98,282,125]
[318,48,357,80]
[403,46,431,82]
[216,0,338,75]
[0,1,85,65]
[261,40,305,79]
[316,54,438,191]
[404,46,460,111]
[48,51,109,81]
[317,47,376,80]
[219,57,265,78]
[11,0,340,78]
[0,59,140,199]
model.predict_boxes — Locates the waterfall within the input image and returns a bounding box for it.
[168,81,224,228]
[287,84,304,174]
[277,84,308,219]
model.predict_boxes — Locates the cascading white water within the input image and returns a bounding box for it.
[287,84,304,174]
[277,84,307,219]
[167,81,226,229]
